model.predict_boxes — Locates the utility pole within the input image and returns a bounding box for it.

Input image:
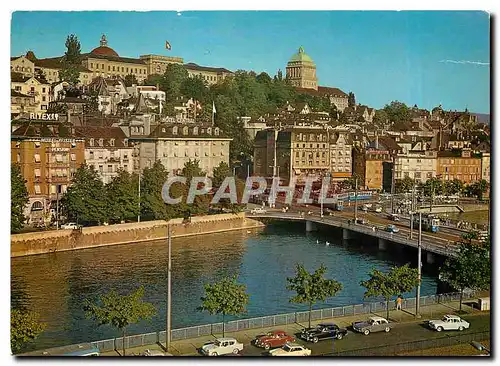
[390,155,396,214]
[429,180,434,214]
[354,176,358,223]
[416,212,422,318]
[166,224,172,351]
[410,185,415,239]
[137,173,141,223]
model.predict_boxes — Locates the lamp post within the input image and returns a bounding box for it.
[415,212,422,318]
[390,155,396,214]
[165,224,172,351]
[137,173,141,223]
[354,176,358,223]
[56,184,60,230]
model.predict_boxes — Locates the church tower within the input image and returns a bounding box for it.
[285,46,318,90]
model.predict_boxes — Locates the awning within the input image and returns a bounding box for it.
[294,169,301,174]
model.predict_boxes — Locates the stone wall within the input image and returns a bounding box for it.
[11,213,264,258]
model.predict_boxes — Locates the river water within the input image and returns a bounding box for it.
[11,222,440,352]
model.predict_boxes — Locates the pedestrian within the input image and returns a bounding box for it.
[396,295,402,310]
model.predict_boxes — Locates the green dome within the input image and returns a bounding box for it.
[289,46,314,63]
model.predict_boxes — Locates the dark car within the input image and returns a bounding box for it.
[300,323,348,343]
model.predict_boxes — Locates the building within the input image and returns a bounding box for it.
[139,54,184,75]
[132,123,232,176]
[11,72,51,113]
[480,152,490,183]
[352,147,392,191]
[255,126,352,184]
[285,46,318,90]
[10,55,35,77]
[437,149,482,184]
[75,127,135,184]
[239,116,267,140]
[11,90,37,119]
[11,120,85,226]
[394,150,437,183]
[184,63,233,85]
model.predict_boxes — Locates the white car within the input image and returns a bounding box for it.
[201,337,243,356]
[61,222,80,230]
[428,315,470,332]
[251,207,267,215]
[375,207,383,213]
[269,343,311,356]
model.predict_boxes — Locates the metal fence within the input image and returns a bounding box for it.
[90,291,477,353]
[325,331,490,356]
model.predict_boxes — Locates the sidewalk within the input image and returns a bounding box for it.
[100,299,486,356]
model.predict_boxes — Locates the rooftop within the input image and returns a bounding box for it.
[288,46,315,64]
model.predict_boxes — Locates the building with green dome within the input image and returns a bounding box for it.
[286,46,318,90]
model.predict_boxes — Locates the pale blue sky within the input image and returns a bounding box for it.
[11,11,490,113]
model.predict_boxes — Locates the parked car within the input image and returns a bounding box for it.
[269,343,311,356]
[140,349,173,356]
[61,222,81,230]
[428,315,470,332]
[251,207,267,215]
[254,330,295,350]
[200,338,243,356]
[352,316,391,335]
[356,218,368,225]
[385,224,400,233]
[375,206,383,213]
[300,323,348,343]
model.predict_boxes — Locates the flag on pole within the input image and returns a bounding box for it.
[212,101,216,114]
[165,41,172,50]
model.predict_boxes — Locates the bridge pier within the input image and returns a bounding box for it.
[378,238,387,251]
[426,252,435,264]
[342,228,352,240]
[306,220,317,232]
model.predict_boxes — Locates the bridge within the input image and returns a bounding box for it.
[248,211,458,260]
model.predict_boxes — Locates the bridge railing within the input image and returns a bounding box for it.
[88,291,477,353]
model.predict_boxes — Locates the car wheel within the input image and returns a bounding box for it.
[364,329,370,336]
[458,326,464,331]
[313,337,319,343]
[436,326,443,332]
[211,352,218,356]
[385,327,390,333]
[232,348,239,354]
[336,333,343,340]
[264,344,270,350]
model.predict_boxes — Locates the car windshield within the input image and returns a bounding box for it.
[283,345,292,352]
[213,340,221,346]
[442,317,449,321]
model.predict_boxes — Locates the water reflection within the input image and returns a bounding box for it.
[11,223,439,351]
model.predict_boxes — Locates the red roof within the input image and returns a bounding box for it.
[90,46,119,57]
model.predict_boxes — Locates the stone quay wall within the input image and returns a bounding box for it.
[11,213,264,258]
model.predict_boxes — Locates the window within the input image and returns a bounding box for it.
[110,139,115,147]
[183,126,188,135]
[121,67,124,72]
[34,154,41,163]
[172,126,178,135]
[42,96,46,102]
[34,184,41,194]
[123,165,128,170]
[108,66,110,71]
[89,151,94,159]
[34,168,41,177]
[56,154,62,162]
[112,66,115,71]
[91,63,94,68]
[17,153,20,163]
[135,68,137,73]
[108,165,113,172]
[70,153,76,161]
[102,64,104,69]
[89,138,94,147]
[34,142,40,148]
[99,165,103,172]
[99,138,104,147]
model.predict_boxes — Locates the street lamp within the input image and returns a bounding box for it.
[354,176,358,223]
[165,224,172,352]
[415,212,422,318]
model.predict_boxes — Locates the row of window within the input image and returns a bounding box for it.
[32,153,77,163]
[160,126,220,136]
[89,62,146,75]
[95,164,128,173]
[164,151,225,157]
[443,167,480,173]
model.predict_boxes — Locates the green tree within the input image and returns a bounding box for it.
[83,286,156,356]
[181,159,210,216]
[421,177,443,197]
[440,239,490,311]
[61,164,106,226]
[124,73,138,87]
[395,176,416,194]
[383,101,411,124]
[361,264,419,320]
[211,161,231,188]
[162,64,189,103]
[348,92,356,108]
[11,309,45,354]
[475,179,489,200]
[59,34,81,85]
[11,164,29,233]
[373,109,389,127]
[180,75,207,102]
[140,160,169,220]
[256,72,272,84]
[105,170,139,223]
[198,276,249,337]
[443,179,464,196]
[287,263,343,329]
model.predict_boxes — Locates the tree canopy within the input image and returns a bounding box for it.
[11,309,46,354]
[287,263,343,328]
[361,264,419,320]
[59,34,81,85]
[11,164,28,233]
[105,170,139,223]
[198,275,249,336]
[83,286,156,356]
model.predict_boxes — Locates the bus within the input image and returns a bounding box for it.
[414,214,440,233]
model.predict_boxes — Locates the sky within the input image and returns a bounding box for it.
[11,11,490,113]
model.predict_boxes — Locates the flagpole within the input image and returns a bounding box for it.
[212,101,215,126]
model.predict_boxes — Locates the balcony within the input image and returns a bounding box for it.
[107,157,121,163]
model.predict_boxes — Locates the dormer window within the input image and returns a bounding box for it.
[110,139,115,147]
[193,127,198,135]
[123,139,128,147]
[214,127,220,136]
[89,138,94,147]
[183,126,188,135]
[98,138,104,147]
[162,128,166,133]
[207,127,212,135]
[172,126,178,135]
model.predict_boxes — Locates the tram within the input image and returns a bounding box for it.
[413,214,440,233]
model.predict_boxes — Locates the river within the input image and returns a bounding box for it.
[11,222,440,352]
